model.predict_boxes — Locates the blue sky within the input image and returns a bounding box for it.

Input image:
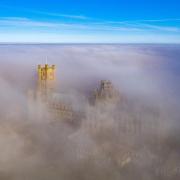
[0,0,180,43]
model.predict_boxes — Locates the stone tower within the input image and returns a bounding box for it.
[37,64,56,100]
[94,80,119,103]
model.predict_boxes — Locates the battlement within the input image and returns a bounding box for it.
[38,64,56,81]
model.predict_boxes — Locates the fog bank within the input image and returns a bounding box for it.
[0,44,180,180]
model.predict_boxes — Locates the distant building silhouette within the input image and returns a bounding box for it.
[94,80,120,104]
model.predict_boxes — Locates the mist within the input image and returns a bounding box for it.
[0,44,180,180]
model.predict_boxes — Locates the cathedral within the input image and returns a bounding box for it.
[28,64,73,122]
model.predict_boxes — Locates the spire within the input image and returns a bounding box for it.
[46,56,48,65]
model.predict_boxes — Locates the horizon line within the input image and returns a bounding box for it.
[0,42,180,45]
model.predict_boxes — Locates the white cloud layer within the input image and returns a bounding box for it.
[0,16,180,43]
[0,45,180,180]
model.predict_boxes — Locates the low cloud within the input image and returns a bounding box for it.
[0,44,180,180]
